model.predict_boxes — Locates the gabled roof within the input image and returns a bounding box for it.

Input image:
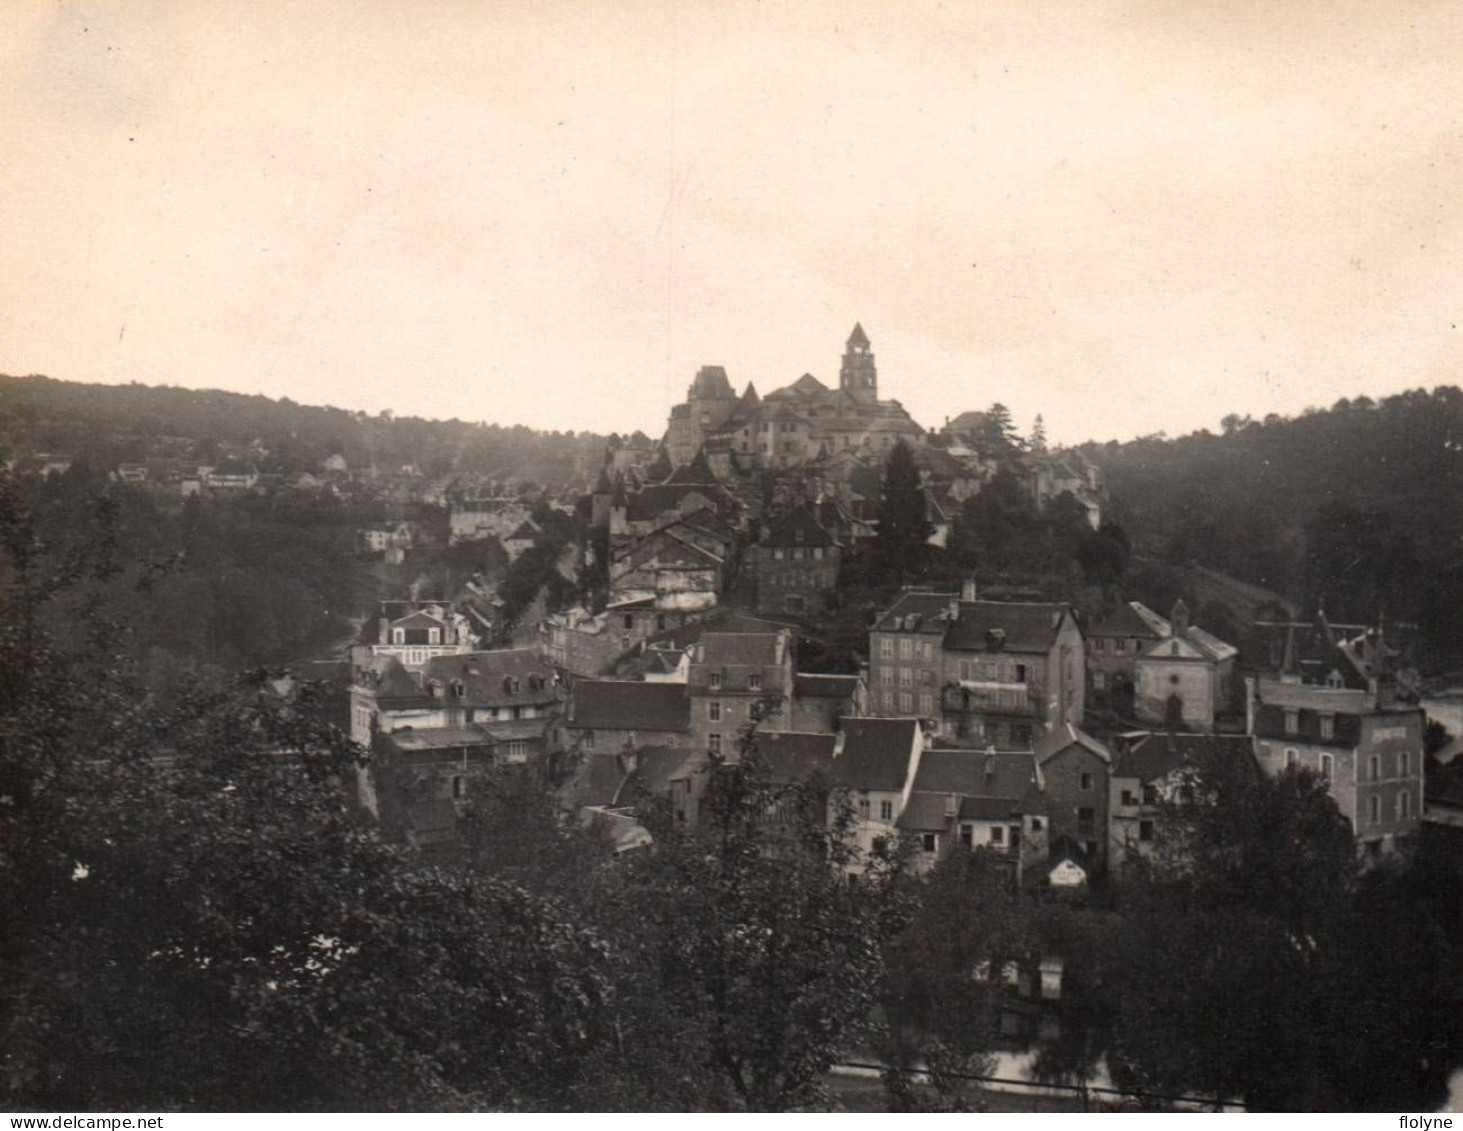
[420,649,557,707]
[793,673,860,700]
[760,505,836,548]
[391,609,449,630]
[753,731,838,782]
[631,745,710,798]
[830,718,920,791]
[1034,724,1112,766]
[945,601,1073,655]
[697,631,784,668]
[1113,732,1256,784]
[665,448,717,486]
[911,748,1037,798]
[571,680,690,732]
[1090,601,1171,640]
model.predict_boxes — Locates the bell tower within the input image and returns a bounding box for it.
[839,322,877,405]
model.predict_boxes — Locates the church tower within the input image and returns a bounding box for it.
[839,322,877,405]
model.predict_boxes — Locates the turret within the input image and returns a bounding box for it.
[839,322,878,405]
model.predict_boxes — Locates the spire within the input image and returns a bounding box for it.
[847,321,870,348]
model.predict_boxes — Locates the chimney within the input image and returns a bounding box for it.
[962,577,977,602]
[948,598,960,622]
[618,743,639,776]
[378,618,389,645]
[945,792,958,818]
[1171,599,1190,635]
[987,628,1006,651]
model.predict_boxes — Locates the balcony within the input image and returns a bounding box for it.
[943,681,1037,718]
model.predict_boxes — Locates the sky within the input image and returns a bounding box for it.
[2,0,1462,445]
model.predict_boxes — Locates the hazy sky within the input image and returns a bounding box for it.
[3,0,1462,444]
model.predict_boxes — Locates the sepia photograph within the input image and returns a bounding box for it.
[2,0,1462,1117]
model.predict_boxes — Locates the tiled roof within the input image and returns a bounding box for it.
[830,718,919,791]
[559,753,628,810]
[1034,724,1112,766]
[793,673,860,699]
[896,792,955,831]
[571,680,690,732]
[1090,602,1171,640]
[698,631,783,667]
[1184,625,1239,663]
[631,745,710,797]
[912,748,1037,798]
[420,650,556,708]
[1113,732,1256,783]
[760,505,836,548]
[753,731,837,781]
[945,601,1072,655]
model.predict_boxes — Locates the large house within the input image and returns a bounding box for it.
[663,325,925,470]
[1248,615,1425,856]
[749,505,842,618]
[685,630,797,758]
[564,679,693,752]
[869,581,1085,748]
[828,717,927,878]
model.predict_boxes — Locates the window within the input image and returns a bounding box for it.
[1285,710,1299,735]
[989,825,1005,845]
[1369,755,1381,782]
[1319,714,1334,740]
[429,628,441,645]
[919,693,933,715]
[1121,789,1137,807]
[452,775,465,799]
[1143,784,1159,805]
[623,614,634,629]
[1093,671,1106,691]
[921,833,937,853]
[899,638,913,660]
[813,547,824,560]
[708,734,722,755]
[709,672,722,690]
[1030,817,1044,832]
[503,741,528,763]
[960,825,973,847]
[582,730,596,750]
[1400,751,1411,777]
[393,628,405,644]
[1399,790,1412,820]
[899,667,913,688]
[1093,638,1105,653]
[1115,640,1127,654]
[1320,753,1333,781]
[708,702,721,721]
[621,636,631,652]
[881,689,894,710]
[921,641,934,662]
[900,692,913,712]
[1369,794,1381,825]
[1015,664,1027,682]
[880,637,894,659]
[748,674,762,692]
[880,800,893,821]
[1080,772,1093,791]
[1077,807,1095,826]
[773,548,784,561]
[1139,819,1155,842]
[1285,748,1298,768]
[858,796,870,818]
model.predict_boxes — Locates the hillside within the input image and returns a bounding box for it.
[0,374,613,490]
[1084,386,1463,669]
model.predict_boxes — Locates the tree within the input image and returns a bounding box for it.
[0,478,614,1111]
[585,710,910,1111]
[1029,414,1048,452]
[1106,756,1359,1109]
[870,440,933,587]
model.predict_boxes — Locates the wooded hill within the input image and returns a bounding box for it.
[1084,386,1463,669]
[0,374,614,489]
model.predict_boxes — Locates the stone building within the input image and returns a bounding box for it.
[750,505,841,618]
[1132,600,1238,732]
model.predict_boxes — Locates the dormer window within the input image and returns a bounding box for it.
[709,672,723,690]
[451,680,465,700]
[393,628,405,644]
[748,674,762,692]
[428,628,441,645]
[1284,710,1299,735]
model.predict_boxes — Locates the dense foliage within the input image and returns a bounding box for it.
[0,373,606,487]
[1089,387,1463,667]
